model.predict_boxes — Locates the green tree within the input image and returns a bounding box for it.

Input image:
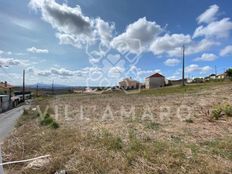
[226,68,232,79]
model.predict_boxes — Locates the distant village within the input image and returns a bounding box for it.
[0,68,231,112]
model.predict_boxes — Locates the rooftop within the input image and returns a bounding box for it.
[146,73,165,78]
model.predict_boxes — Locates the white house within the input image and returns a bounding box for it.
[145,73,166,89]
[119,78,141,89]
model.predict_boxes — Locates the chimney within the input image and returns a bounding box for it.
[4,81,7,87]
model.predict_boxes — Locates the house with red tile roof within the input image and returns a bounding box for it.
[145,73,167,89]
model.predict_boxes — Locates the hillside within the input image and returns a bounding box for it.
[2,82,232,174]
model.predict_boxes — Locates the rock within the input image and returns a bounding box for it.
[55,170,67,174]
[26,158,50,170]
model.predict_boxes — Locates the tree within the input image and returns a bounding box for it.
[226,68,232,79]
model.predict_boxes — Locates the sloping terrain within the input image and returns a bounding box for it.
[2,82,232,174]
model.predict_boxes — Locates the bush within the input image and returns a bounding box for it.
[40,113,60,129]
[212,108,223,120]
[224,105,232,117]
[50,121,60,129]
[100,130,123,150]
[40,115,54,126]
[145,122,160,130]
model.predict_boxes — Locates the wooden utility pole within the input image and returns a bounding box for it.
[182,45,185,86]
[23,69,25,102]
[52,80,54,95]
[36,83,39,97]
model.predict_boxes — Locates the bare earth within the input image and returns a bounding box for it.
[2,83,232,174]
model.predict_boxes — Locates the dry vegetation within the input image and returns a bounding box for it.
[2,82,232,174]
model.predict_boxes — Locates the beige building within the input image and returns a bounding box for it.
[119,78,141,89]
[216,73,226,79]
[145,73,166,89]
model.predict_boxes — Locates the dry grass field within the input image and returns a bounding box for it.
[2,82,232,174]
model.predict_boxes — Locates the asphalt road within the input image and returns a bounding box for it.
[0,106,25,143]
[0,106,26,174]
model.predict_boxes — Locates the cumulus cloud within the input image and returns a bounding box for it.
[185,64,212,74]
[197,4,219,24]
[193,18,232,38]
[95,18,115,45]
[37,71,51,77]
[0,57,27,67]
[220,45,232,56]
[28,1,229,65]
[186,39,220,55]
[194,53,217,61]
[33,66,103,78]
[164,58,180,66]
[150,34,191,56]
[111,17,162,54]
[29,0,114,48]
[27,47,49,53]
[36,68,76,77]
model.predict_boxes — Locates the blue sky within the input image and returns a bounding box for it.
[0,0,232,86]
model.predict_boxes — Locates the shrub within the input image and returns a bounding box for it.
[50,121,60,129]
[100,130,123,150]
[224,105,232,117]
[145,122,160,130]
[40,116,54,126]
[212,108,223,120]
[39,113,60,129]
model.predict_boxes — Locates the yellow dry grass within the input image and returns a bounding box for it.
[2,82,232,174]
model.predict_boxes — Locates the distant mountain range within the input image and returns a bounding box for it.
[26,83,72,89]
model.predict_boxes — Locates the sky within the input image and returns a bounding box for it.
[0,0,232,86]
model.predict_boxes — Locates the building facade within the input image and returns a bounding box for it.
[145,73,166,89]
[119,78,141,89]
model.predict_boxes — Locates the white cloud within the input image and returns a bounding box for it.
[185,64,212,74]
[0,57,28,67]
[28,0,228,65]
[194,53,217,61]
[197,4,219,24]
[108,66,124,77]
[27,47,49,53]
[129,65,161,77]
[164,58,180,66]
[95,18,115,45]
[150,34,192,56]
[220,45,232,56]
[193,18,232,38]
[51,68,75,76]
[186,39,220,55]
[0,50,3,55]
[33,66,103,78]
[29,0,114,48]
[37,71,52,77]
[34,67,76,77]
[111,17,162,54]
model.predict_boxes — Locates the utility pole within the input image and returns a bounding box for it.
[52,80,54,95]
[36,83,39,97]
[23,69,25,102]
[182,45,185,86]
